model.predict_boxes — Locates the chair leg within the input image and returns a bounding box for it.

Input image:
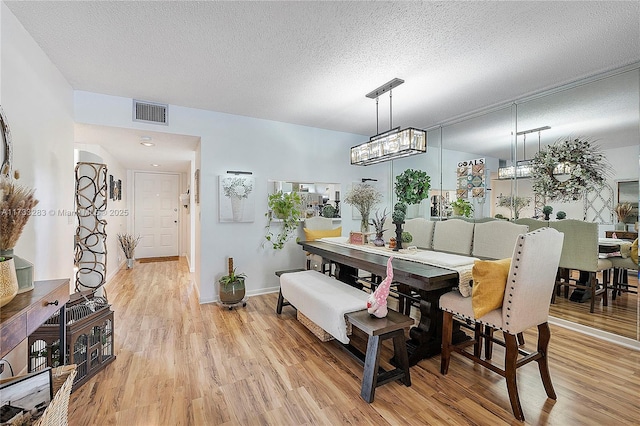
[517,332,525,346]
[536,322,557,400]
[602,269,609,307]
[589,272,596,313]
[503,332,525,421]
[473,323,482,358]
[484,325,494,360]
[440,311,454,375]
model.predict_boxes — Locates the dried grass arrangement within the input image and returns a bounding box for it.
[614,202,633,222]
[0,173,39,251]
[117,233,141,259]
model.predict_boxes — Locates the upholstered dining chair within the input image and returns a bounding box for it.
[549,219,612,313]
[439,227,564,421]
[514,217,549,231]
[303,216,338,274]
[432,218,475,255]
[609,253,638,302]
[472,220,529,259]
[402,217,435,249]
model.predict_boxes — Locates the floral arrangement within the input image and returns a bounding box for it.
[614,202,633,223]
[222,177,253,199]
[395,169,431,205]
[497,195,531,219]
[531,137,610,201]
[344,183,382,231]
[117,233,142,259]
[0,173,39,251]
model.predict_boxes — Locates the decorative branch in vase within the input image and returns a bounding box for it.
[0,172,39,296]
[614,202,633,230]
[117,233,141,268]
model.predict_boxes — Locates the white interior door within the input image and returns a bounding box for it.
[134,172,179,258]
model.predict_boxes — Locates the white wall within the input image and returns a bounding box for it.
[74,91,386,303]
[1,3,75,282]
[1,3,74,377]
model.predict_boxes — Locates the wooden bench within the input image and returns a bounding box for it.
[275,268,305,314]
[275,269,413,403]
[345,309,413,403]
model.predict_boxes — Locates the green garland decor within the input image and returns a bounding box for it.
[531,137,610,202]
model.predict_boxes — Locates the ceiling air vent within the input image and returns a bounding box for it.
[133,100,168,125]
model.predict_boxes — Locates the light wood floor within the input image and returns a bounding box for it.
[68,258,640,425]
[549,272,639,340]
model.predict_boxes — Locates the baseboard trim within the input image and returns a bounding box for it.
[549,316,640,351]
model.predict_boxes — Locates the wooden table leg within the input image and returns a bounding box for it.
[405,286,466,366]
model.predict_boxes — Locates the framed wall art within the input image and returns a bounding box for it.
[219,172,255,222]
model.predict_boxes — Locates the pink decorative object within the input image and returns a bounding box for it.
[367,257,394,318]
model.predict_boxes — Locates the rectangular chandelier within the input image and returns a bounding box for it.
[497,160,571,179]
[350,127,427,166]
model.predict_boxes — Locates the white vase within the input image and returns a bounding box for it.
[127,258,134,269]
[230,196,244,221]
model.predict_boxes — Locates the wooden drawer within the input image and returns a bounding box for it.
[0,313,27,358]
[26,282,70,337]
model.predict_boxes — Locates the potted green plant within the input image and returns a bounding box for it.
[450,198,473,218]
[219,257,246,306]
[556,211,567,220]
[391,202,407,251]
[264,191,303,250]
[542,205,553,220]
[370,208,388,247]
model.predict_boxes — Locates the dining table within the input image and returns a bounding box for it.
[298,239,470,366]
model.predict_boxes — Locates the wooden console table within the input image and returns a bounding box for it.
[605,230,637,241]
[0,279,69,364]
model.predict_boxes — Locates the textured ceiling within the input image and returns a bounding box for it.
[5,1,640,171]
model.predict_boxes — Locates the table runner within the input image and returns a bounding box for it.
[318,237,478,296]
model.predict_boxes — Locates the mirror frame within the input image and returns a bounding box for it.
[1,106,12,176]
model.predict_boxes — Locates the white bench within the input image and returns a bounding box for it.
[276,269,413,403]
[277,270,368,344]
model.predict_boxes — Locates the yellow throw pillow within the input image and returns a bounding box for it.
[631,238,638,265]
[303,227,342,241]
[471,258,511,318]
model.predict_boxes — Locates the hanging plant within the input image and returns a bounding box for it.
[531,137,610,202]
[264,191,303,250]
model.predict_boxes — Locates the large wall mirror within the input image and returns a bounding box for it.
[379,66,638,342]
[431,66,639,342]
[515,68,639,342]
[268,180,342,219]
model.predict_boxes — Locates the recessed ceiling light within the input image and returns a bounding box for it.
[151,163,160,167]
[140,136,155,147]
